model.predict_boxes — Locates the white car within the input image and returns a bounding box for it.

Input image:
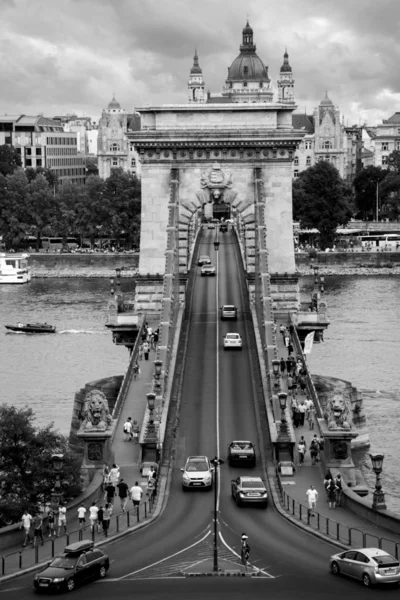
[201,264,216,276]
[223,332,242,350]
[198,255,211,266]
[330,548,400,587]
[181,456,213,490]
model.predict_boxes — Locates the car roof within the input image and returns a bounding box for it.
[230,440,253,445]
[353,548,391,557]
[202,264,214,267]
[239,476,264,483]
[199,255,210,258]
[187,456,208,461]
[64,540,94,554]
[226,332,240,337]
[222,305,236,308]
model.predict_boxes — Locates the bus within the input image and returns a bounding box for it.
[41,237,79,252]
[359,234,400,251]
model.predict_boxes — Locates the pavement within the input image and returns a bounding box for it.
[274,319,400,549]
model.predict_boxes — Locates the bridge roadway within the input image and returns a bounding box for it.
[0,230,387,599]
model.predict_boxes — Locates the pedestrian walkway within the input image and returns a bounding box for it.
[0,321,159,577]
[275,319,400,551]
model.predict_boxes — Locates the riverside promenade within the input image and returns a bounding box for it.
[0,329,159,579]
[273,320,400,555]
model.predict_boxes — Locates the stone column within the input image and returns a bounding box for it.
[77,426,115,486]
[319,419,359,486]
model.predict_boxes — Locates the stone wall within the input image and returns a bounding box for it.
[296,251,400,267]
[30,253,138,277]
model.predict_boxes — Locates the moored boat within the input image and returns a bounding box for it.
[5,323,56,334]
[0,253,31,284]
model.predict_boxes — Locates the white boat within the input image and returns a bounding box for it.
[0,253,31,284]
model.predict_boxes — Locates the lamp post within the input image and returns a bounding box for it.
[51,453,64,506]
[313,264,319,286]
[278,392,288,433]
[272,359,281,391]
[115,267,121,291]
[213,224,220,252]
[319,274,325,293]
[369,453,387,510]
[376,180,379,223]
[210,457,224,572]
[109,276,115,297]
[146,393,156,435]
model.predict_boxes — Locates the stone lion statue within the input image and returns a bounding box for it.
[81,390,113,431]
[326,390,352,430]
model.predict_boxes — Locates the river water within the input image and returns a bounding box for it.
[1,276,399,512]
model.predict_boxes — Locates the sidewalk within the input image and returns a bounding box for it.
[0,321,159,576]
[275,319,400,550]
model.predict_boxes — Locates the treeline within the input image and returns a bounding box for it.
[0,145,141,250]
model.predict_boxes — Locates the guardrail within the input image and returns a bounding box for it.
[277,480,400,560]
[0,493,156,577]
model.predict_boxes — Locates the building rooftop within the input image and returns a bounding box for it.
[292,113,314,133]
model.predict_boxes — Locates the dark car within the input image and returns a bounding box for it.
[231,476,268,507]
[228,440,256,467]
[220,223,228,233]
[33,540,109,593]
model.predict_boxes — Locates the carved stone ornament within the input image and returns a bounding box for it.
[326,390,352,431]
[88,442,103,461]
[332,441,348,460]
[81,389,113,432]
[200,162,232,191]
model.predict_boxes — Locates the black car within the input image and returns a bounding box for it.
[33,540,109,593]
[220,223,228,233]
[228,441,256,467]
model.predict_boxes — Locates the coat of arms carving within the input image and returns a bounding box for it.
[200,162,232,191]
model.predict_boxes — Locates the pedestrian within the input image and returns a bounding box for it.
[284,333,290,348]
[89,501,99,533]
[327,479,338,509]
[307,403,316,430]
[97,505,104,534]
[123,417,133,442]
[280,357,286,376]
[142,340,150,360]
[20,509,33,547]
[299,374,306,394]
[33,513,44,546]
[102,504,111,537]
[117,478,129,512]
[130,481,143,514]
[280,324,286,341]
[285,356,292,376]
[297,401,306,426]
[132,420,140,444]
[47,510,55,538]
[133,361,140,380]
[153,330,159,351]
[105,482,116,509]
[57,504,67,537]
[288,342,294,356]
[109,463,120,487]
[148,466,157,488]
[138,343,144,361]
[309,436,319,465]
[102,463,110,492]
[77,504,87,528]
[291,397,298,428]
[334,474,343,506]
[298,437,306,466]
[306,485,318,516]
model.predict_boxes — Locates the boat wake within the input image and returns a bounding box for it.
[58,329,108,335]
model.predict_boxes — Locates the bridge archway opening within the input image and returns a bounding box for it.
[213,202,231,220]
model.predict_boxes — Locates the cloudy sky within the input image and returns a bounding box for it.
[1,0,399,125]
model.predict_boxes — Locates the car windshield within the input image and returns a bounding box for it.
[371,555,399,566]
[50,557,78,569]
[226,334,239,339]
[187,461,208,472]
[241,480,264,489]
[203,266,214,269]
[224,306,235,310]
[232,443,251,449]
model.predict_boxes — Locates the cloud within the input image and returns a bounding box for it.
[0,0,399,125]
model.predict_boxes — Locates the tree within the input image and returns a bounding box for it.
[54,181,86,242]
[102,168,141,248]
[293,161,353,249]
[387,150,400,174]
[0,169,30,249]
[26,174,56,249]
[0,405,82,526]
[0,144,22,176]
[353,165,387,219]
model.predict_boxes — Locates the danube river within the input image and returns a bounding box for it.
[1,276,399,511]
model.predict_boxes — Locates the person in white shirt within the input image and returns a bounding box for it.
[109,464,120,486]
[130,481,143,514]
[20,510,33,547]
[77,505,86,527]
[88,502,99,533]
[306,485,318,516]
[123,418,133,442]
[57,505,67,536]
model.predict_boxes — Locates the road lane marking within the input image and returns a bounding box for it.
[216,240,221,510]
[117,528,212,579]
[219,531,275,578]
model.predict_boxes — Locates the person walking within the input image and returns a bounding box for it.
[57,505,67,537]
[306,485,318,517]
[133,361,140,380]
[102,504,112,537]
[97,505,104,534]
[105,481,116,510]
[280,324,286,342]
[138,343,144,361]
[47,510,55,538]
[33,513,44,547]
[88,502,99,533]
[309,436,319,466]
[327,479,338,509]
[280,357,286,376]
[132,420,140,444]
[20,510,33,547]
[77,504,87,528]
[291,397,299,428]
[308,403,316,430]
[287,374,294,398]
[123,417,133,442]
[117,478,129,513]
[298,437,306,466]
[334,474,343,507]
[102,463,110,492]
[142,340,150,360]
[130,481,143,515]
[109,464,120,487]
[297,401,306,426]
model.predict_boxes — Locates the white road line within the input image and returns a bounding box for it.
[216,241,220,510]
[180,558,208,572]
[117,528,212,579]
[218,531,275,578]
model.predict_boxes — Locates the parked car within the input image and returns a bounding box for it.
[220,305,238,320]
[223,332,242,350]
[181,456,213,490]
[330,548,400,587]
[33,540,109,593]
[231,476,268,507]
[201,265,216,276]
[228,441,256,467]
[198,255,211,266]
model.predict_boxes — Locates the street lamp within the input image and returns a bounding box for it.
[210,457,224,572]
[369,453,387,510]
[278,392,288,433]
[154,360,163,379]
[109,276,115,297]
[213,224,220,252]
[115,267,121,290]
[313,264,319,285]
[272,359,280,391]
[319,274,325,293]
[375,180,379,223]
[51,453,64,506]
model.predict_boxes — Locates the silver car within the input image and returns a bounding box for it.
[181,456,213,491]
[330,548,400,587]
[231,476,268,507]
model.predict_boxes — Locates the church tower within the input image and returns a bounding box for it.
[277,49,295,103]
[97,95,129,179]
[188,50,206,103]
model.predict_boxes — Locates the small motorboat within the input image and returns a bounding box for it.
[5,322,56,334]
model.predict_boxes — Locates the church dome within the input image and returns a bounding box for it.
[242,20,253,35]
[320,92,334,106]
[280,49,292,73]
[190,50,202,75]
[108,95,121,110]
[226,21,269,83]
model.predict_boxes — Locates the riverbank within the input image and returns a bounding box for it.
[26,252,400,277]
